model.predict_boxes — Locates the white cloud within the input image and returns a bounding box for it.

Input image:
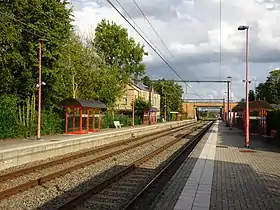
[69,0,280,101]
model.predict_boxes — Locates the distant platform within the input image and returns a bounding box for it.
[0,120,195,170]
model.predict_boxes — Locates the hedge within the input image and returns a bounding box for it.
[266,109,280,137]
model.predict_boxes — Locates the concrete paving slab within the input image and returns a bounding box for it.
[173,122,218,210]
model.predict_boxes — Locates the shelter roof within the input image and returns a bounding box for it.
[59,98,107,110]
[143,107,159,112]
[232,100,274,112]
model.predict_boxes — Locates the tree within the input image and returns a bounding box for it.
[93,19,148,81]
[248,90,255,101]
[255,69,280,104]
[239,98,245,104]
[0,0,72,107]
[55,31,126,109]
[133,97,149,116]
[142,75,152,87]
[150,77,184,115]
[255,82,268,101]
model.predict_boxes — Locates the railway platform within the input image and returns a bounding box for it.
[0,120,194,170]
[0,123,149,151]
[152,121,280,210]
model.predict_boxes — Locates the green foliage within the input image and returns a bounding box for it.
[55,31,127,109]
[0,95,21,139]
[0,0,72,107]
[0,2,150,139]
[248,90,255,101]
[150,77,184,115]
[100,114,142,128]
[41,109,64,135]
[267,109,280,137]
[255,69,280,104]
[18,95,37,137]
[142,75,152,87]
[239,98,245,104]
[134,97,149,116]
[94,19,147,79]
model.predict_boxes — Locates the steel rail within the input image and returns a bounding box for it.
[124,121,214,209]
[0,121,196,182]
[56,122,210,210]
[0,121,199,200]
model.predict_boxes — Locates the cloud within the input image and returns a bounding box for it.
[69,0,280,100]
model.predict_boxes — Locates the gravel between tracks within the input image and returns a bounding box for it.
[0,124,202,210]
[80,139,187,210]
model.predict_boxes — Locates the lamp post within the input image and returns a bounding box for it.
[227,76,232,130]
[37,39,43,140]
[238,25,250,148]
[37,39,47,140]
[132,85,135,127]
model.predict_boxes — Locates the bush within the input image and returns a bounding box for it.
[267,109,280,137]
[0,95,21,139]
[41,109,64,135]
[0,94,64,139]
[100,114,142,128]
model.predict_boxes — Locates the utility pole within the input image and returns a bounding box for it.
[222,98,225,120]
[227,76,232,129]
[162,85,167,122]
[227,81,230,127]
[164,92,167,122]
[132,84,135,127]
[37,39,43,140]
[148,84,152,125]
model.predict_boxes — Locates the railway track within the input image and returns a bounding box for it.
[0,121,200,201]
[56,121,213,210]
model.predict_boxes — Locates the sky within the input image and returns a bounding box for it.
[68,0,280,101]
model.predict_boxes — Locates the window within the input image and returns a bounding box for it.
[121,96,127,105]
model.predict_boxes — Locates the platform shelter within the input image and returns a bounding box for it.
[232,100,273,134]
[59,98,107,134]
[142,107,159,125]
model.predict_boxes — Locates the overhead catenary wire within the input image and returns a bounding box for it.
[130,0,201,98]
[109,0,202,98]
[106,0,181,79]
[114,0,167,60]
[131,0,174,58]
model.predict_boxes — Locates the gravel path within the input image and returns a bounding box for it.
[0,123,203,210]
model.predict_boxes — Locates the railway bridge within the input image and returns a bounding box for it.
[182,99,238,119]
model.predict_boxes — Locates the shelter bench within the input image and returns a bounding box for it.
[114,121,123,129]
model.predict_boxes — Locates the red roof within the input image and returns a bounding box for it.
[232,100,273,112]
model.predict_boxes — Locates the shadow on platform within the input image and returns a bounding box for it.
[217,122,280,153]
[210,158,280,210]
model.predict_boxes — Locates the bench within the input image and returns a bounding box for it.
[263,129,277,143]
[113,121,123,129]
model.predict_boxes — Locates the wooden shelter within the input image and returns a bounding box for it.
[59,98,107,134]
[142,107,159,125]
[232,100,273,133]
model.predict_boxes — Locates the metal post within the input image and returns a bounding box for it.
[148,84,152,125]
[132,85,135,127]
[227,81,230,126]
[37,39,42,140]
[229,80,232,129]
[245,29,250,148]
[162,84,166,122]
[223,98,225,121]
[164,93,167,122]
